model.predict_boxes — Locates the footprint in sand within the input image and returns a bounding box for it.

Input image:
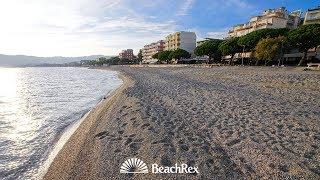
[160,155,172,166]
[125,138,133,145]
[141,123,150,129]
[121,123,127,127]
[94,131,108,139]
[129,143,141,152]
[180,144,189,152]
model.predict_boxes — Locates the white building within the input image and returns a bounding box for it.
[165,31,196,54]
[228,7,301,37]
[141,40,165,64]
[304,6,320,25]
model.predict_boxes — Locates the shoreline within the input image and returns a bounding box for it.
[43,70,131,179]
[42,66,320,179]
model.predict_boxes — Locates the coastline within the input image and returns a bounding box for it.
[43,66,320,179]
[43,70,132,179]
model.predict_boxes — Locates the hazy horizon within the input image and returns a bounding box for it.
[0,53,112,58]
[0,54,113,66]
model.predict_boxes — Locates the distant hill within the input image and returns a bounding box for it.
[0,54,111,67]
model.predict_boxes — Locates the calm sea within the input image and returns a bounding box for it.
[0,67,122,179]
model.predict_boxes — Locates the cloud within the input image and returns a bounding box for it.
[0,0,177,56]
[177,0,195,16]
[225,0,252,9]
[206,29,228,39]
[0,0,256,57]
[205,0,253,15]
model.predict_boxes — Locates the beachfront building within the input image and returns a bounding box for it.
[165,31,196,54]
[283,49,319,63]
[280,6,320,64]
[141,40,165,64]
[119,49,134,60]
[303,6,320,25]
[228,7,301,37]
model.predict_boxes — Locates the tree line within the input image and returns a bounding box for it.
[88,24,320,66]
[87,56,141,66]
[195,24,320,66]
[152,49,192,64]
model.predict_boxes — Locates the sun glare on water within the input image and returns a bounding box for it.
[0,68,19,100]
[0,68,36,158]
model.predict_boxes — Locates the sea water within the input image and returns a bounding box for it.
[0,67,122,179]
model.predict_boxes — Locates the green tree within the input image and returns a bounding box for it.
[194,39,222,63]
[96,57,107,66]
[88,60,97,66]
[137,50,143,62]
[120,58,131,64]
[169,49,191,62]
[254,36,284,66]
[158,50,172,63]
[286,24,320,66]
[107,57,120,65]
[219,37,241,64]
[152,52,159,59]
[238,28,289,51]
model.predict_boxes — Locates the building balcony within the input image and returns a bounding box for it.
[305,16,320,21]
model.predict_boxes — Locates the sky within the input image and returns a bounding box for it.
[0,0,318,57]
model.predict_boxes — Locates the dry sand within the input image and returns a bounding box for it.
[44,66,320,179]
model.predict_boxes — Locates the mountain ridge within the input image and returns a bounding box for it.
[0,54,112,67]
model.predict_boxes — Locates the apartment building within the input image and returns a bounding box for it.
[228,7,301,37]
[165,31,196,53]
[142,40,165,64]
[304,6,320,25]
[119,49,134,60]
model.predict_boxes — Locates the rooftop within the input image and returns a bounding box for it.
[308,6,320,11]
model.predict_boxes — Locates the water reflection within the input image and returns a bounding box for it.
[0,68,37,178]
[0,67,122,179]
[0,68,18,99]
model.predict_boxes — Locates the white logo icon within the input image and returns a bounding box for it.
[120,158,148,174]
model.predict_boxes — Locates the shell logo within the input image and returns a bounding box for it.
[120,158,148,174]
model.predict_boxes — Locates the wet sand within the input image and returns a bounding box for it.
[44,66,320,179]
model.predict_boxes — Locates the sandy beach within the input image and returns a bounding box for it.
[44,66,320,179]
